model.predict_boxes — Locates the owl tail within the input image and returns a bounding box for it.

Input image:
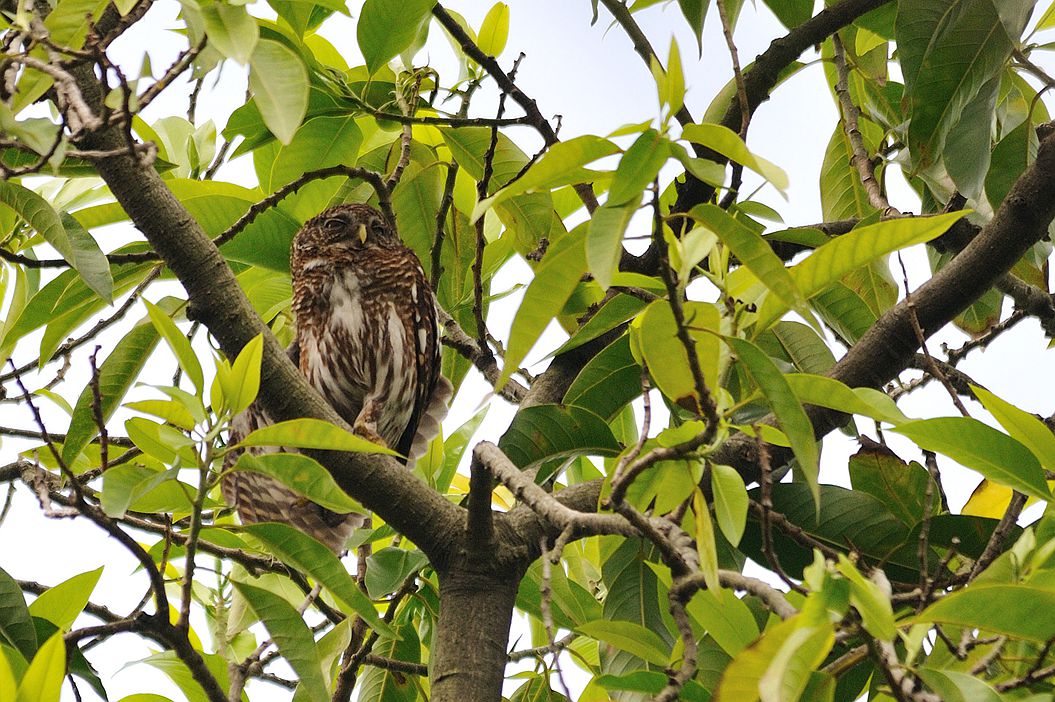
[222,469,368,554]
[405,375,454,466]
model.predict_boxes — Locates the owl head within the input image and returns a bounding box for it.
[293,203,400,257]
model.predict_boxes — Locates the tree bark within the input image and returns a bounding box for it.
[431,566,520,702]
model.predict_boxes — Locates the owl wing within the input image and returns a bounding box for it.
[395,263,452,465]
[221,345,368,554]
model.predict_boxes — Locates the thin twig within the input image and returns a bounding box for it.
[832,34,896,215]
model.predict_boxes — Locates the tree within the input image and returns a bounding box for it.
[3,0,1055,699]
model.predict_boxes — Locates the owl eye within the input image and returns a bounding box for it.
[370,218,387,238]
[323,217,345,233]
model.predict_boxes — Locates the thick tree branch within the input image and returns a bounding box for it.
[717,128,1055,482]
[672,0,892,215]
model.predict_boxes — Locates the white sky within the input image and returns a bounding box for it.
[4,1,1055,700]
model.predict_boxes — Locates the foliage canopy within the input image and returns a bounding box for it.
[4,0,1055,701]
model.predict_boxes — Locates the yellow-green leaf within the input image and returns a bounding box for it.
[231,453,364,515]
[757,212,967,330]
[682,123,788,191]
[238,418,399,456]
[478,2,510,56]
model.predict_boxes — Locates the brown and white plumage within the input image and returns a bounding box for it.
[222,203,452,552]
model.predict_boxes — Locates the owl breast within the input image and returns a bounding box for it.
[299,266,419,448]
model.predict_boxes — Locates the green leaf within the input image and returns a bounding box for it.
[391,163,443,269]
[226,334,263,414]
[784,373,907,425]
[509,676,565,702]
[915,584,1055,641]
[497,404,621,468]
[15,632,64,702]
[819,120,880,221]
[608,129,669,206]
[44,0,108,48]
[690,589,759,657]
[435,407,488,493]
[62,316,161,466]
[587,201,637,289]
[101,463,184,518]
[231,453,364,515]
[713,615,799,700]
[681,123,788,191]
[198,0,259,64]
[756,212,966,330]
[478,2,510,56]
[769,321,836,374]
[762,0,813,29]
[269,115,363,189]
[554,288,652,356]
[849,444,936,528]
[631,300,720,411]
[676,0,708,52]
[0,567,35,659]
[693,204,806,316]
[238,417,399,456]
[357,615,420,702]
[565,334,642,421]
[835,555,896,641]
[664,37,685,115]
[623,444,703,513]
[58,214,113,303]
[240,523,395,637]
[27,568,103,631]
[249,39,309,144]
[896,0,1028,169]
[943,73,1000,199]
[475,135,618,220]
[711,464,748,546]
[125,416,194,464]
[892,417,1050,501]
[144,301,203,394]
[0,183,111,301]
[441,127,554,252]
[986,119,1037,210]
[917,668,1004,702]
[757,622,835,702]
[726,336,819,506]
[972,385,1055,474]
[232,582,328,702]
[498,229,587,389]
[693,488,721,592]
[358,0,435,74]
[0,648,17,702]
[140,650,233,702]
[364,547,428,599]
[576,620,670,667]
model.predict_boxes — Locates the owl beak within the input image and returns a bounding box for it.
[357,224,368,244]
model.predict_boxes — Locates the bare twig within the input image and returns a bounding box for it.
[432,4,599,213]
[969,491,1027,581]
[472,442,637,538]
[832,34,896,215]
[0,264,161,383]
[437,308,526,403]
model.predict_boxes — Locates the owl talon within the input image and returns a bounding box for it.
[353,421,388,448]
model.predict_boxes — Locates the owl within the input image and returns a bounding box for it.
[222,204,452,552]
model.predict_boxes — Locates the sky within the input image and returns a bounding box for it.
[4,1,1055,700]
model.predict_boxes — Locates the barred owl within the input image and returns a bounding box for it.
[222,204,452,552]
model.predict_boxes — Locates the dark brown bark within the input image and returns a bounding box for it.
[431,568,521,702]
[714,128,1055,482]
